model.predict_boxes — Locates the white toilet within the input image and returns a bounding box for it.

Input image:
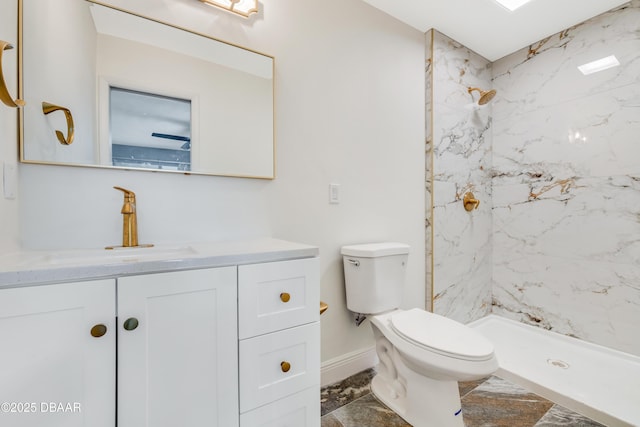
[341,242,498,427]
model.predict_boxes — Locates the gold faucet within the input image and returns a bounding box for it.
[114,186,138,247]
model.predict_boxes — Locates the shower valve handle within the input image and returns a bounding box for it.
[463,192,480,211]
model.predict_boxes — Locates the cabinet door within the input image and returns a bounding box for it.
[117,267,238,427]
[0,280,116,427]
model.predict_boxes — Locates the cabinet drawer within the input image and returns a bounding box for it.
[240,386,320,427]
[238,258,319,339]
[239,322,320,413]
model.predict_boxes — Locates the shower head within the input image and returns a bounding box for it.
[468,87,497,105]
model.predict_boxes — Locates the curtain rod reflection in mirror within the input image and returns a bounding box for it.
[199,0,259,18]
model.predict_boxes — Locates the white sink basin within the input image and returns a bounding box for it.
[44,245,198,266]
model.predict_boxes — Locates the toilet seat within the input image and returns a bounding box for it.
[390,308,494,361]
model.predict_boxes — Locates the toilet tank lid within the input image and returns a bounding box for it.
[341,242,410,257]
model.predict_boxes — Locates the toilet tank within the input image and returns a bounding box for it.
[341,242,409,314]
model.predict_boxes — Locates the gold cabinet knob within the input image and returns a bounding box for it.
[90,324,107,338]
[280,361,291,373]
[280,292,291,303]
[123,317,139,331]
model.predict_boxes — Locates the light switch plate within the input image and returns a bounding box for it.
[329,183,340,204]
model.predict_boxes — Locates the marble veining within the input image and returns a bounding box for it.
[321,370,605,427]
[535,405,608,427]
[321,369,375,416]
[425,31,434,309]
[491,0,640,356]
[430,30,493,323]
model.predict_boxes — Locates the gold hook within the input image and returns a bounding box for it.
[0,40,25,108]
[42,102,75,145]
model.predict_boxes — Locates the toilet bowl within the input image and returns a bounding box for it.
[373,308,497,381]
[369,309,497,427]
[341,243,498,427]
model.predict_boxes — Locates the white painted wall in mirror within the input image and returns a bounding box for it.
[96,34,272,176]
[22,0,96,164]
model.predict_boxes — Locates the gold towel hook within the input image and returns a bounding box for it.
[42,102,75,145]
[0,40,25,108]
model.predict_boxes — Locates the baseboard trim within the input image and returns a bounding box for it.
[321,346,378,387]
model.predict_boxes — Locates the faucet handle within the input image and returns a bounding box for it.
[114,186,136,199]
[114,186,136,215]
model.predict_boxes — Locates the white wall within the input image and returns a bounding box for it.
[14,0,425,365]
[0,0,20,253]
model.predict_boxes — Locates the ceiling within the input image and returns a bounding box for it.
[361,0,629,61]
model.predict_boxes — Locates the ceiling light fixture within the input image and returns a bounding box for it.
[578,55,620,75]
[199,0,258,18]
[494,0,533,12]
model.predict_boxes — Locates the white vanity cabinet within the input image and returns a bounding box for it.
[0,280,116,427]
[0,240,320,427]
[0,267,239,427]
[117,267,238,427]
[238,258,321,427]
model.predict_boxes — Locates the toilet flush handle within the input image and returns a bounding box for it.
[346,259,360,267]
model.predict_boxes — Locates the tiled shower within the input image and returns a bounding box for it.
[427,0,639,357]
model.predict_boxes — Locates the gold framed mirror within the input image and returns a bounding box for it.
[18,0,275,179]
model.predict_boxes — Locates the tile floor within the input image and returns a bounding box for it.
[321,369,605,427]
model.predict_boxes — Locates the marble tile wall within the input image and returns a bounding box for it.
[430,30,493,323]
[425,31,433,311]
[490,1,640,355]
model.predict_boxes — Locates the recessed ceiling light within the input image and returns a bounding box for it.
[494,0,533,12]
[577,55,621,75]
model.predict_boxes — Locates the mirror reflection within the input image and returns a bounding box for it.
[19,0,275,178]
[110,88,192,171]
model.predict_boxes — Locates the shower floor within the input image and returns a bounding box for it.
[469,315,640,427]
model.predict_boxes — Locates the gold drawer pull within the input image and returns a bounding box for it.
[280,361,291,373]
[280,292,290,303]
[90,324,107,338]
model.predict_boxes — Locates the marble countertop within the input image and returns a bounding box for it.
[0,238,319,289]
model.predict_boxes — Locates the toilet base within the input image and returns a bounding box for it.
[371,370,464,427]
[371,337,466,427]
